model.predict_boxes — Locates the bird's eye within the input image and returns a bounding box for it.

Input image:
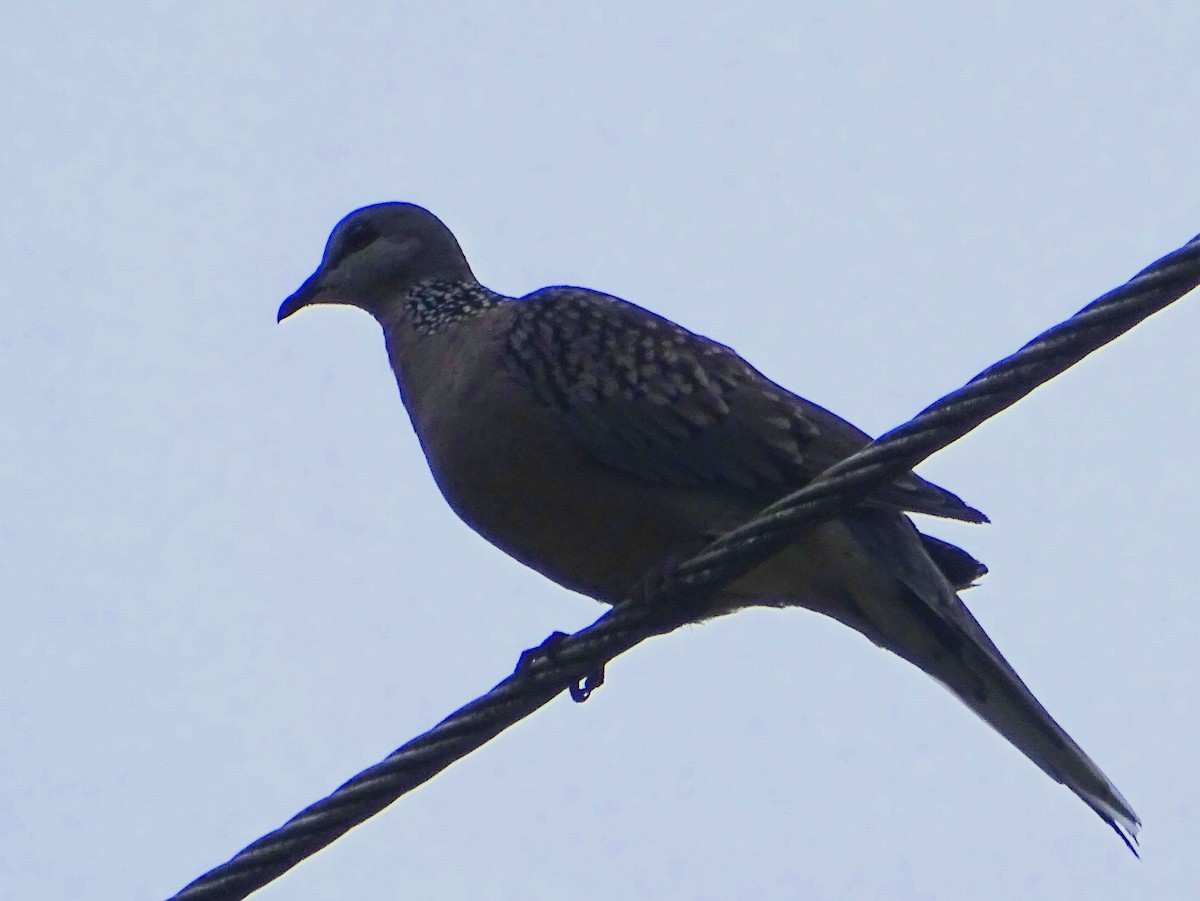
[342,222,377,255]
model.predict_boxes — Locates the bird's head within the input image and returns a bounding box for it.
[278,202,474,323]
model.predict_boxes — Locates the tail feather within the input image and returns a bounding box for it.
[839,511,1140,851]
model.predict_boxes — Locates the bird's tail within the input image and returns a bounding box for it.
[728,510,1140,851]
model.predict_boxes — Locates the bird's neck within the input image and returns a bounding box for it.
[391,278,504,337]
[382,278,511,419]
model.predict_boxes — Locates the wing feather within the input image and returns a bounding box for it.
[504,286,985,522]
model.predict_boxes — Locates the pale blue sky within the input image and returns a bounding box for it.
[4,3,1200,899]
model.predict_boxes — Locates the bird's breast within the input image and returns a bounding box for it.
[395,328,723,603]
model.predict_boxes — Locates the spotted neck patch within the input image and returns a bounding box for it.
[401,279,505,335]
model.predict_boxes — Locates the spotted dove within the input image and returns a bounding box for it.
[279,202,1139,850]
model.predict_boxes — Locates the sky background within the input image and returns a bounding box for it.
[4,3,1200,899]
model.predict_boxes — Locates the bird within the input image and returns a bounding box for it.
[279,201,1140,851]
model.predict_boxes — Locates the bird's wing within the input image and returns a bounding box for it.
[503,286,986,523]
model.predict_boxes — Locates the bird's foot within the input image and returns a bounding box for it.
[515,631,606,703]
[629,534,720,608]
[629,557,686,605]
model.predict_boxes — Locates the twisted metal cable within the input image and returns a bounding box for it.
[675,232,1200,592]
[169,232,1200,900]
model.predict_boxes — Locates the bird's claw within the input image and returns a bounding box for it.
[515,630,571,672]
[570,665,605,703]
[514,631,606,703]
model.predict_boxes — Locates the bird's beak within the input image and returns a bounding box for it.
[278,270,324,322]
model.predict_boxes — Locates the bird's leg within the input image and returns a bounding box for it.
[514,631,604,703]
[628,558,683,605]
